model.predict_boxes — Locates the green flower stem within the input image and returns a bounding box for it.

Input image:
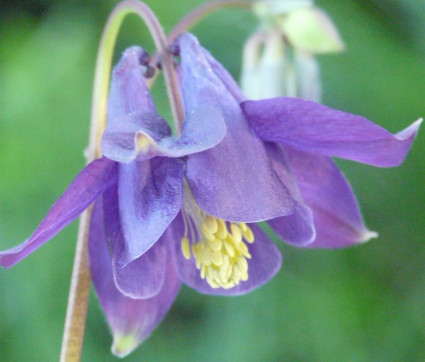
[167,0,252,43]
[60,2,183,361]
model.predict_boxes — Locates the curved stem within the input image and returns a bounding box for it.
[146,0,252,89]
[168,0,252,43]
[60,2,184,361]
[88,0,184,144]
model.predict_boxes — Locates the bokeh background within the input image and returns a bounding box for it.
[0,0,424,360]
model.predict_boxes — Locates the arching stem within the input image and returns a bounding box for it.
[60,2,184,361]
[168,0,252,43]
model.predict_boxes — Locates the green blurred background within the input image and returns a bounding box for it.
[0,0,424,360]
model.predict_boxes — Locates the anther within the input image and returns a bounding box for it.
[181,237,191,260]
[180,186,255,289]
[184,215,255,289]
[230,223,242,243]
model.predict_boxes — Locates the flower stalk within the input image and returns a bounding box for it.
[60,2,184,360]
[167,0,252,43]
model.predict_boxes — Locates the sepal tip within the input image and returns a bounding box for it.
[358,230,379,244]
[112,333,139,358]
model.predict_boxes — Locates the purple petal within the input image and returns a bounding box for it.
[101,46,172,163]
[268,203,315,246]
[103,183,165,298]
[242,97,422,167]
[102,107,227,163]
[102,47,226,163]
[202,40,314,239]
[200,45,246,103]
[285,147,377,248]
[114,157,184,268]
[177,33,294,222]
[101,185,168,298]
[201,42,311,248]
[101,112,172,164]
[113,241,167,299]
[0,157,117,269]
[264,143,316,245]
[89,200,180,358]
[177,33,242,108]
[153,103,227,157]
[170,213,282,296]
[107,46,158,120]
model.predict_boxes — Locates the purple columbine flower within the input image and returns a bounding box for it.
[0,33,420,356]
[186,32,422,248]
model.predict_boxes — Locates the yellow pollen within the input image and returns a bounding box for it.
[181,237,191,260]
[239,222,254,243]
[180,216,255,289]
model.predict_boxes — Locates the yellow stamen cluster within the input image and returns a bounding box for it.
[181,215,255,289]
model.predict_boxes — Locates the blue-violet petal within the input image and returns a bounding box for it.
[242,97,422,167]
[89,199,180,358]
[0,157,117,268]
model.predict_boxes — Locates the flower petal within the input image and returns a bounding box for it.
[242,97,422,167]
[89,200,180,358]
[170,213,282,295]
[178,33,294,222]
[101,46,172,163]
[264,143,316,245]
[199,42,246,103]
[101,185,168,298]
[131,103,227,161]
[285,147,377,248]
[101,112,172,164]
[106,46,156,120]
[102,46,226,163]
[0,157,117,269]
[113,241,167,299]
[113,157,184,268]
[268,203,315,246]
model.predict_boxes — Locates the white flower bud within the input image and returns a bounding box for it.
[281,7,345,53]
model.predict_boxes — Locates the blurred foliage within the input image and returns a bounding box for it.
[0,0,424,361]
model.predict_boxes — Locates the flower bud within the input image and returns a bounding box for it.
[242,1,344,101]
[241,30,297,99]
[253,0,313,20]
[280,7,345,53]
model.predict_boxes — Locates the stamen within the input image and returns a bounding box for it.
[204,215,218,233]
[180,213,255,289]
[230,223,242,242]
[216,219,228,239]
[240,222,254,243]
[181,236,191,260]
[180,182,255,289]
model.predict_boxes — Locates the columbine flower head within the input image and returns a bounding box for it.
[0,32,420,357]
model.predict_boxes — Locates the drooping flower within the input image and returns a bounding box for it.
[191,32,421,249]
[238,1,387,248]
[0,33,420,356]
[99,44,289,294]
